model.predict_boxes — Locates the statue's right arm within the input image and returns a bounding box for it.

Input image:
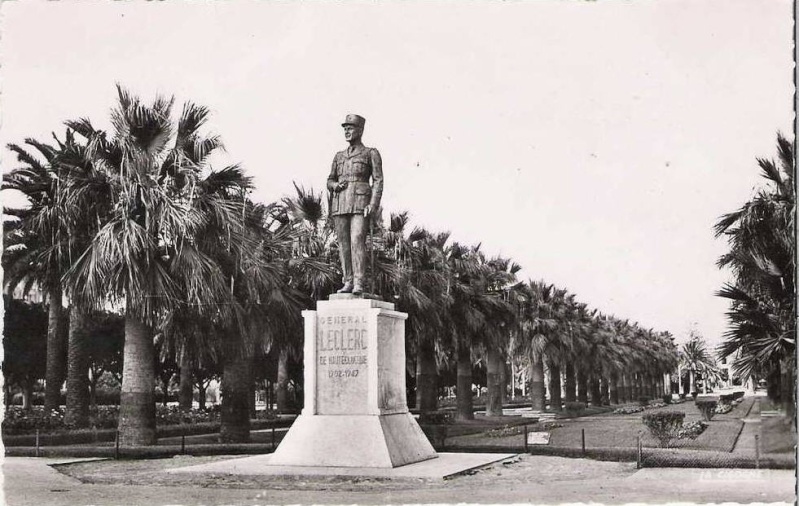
[327,154,339,192]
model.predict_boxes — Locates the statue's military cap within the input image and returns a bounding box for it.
[341,114,366,128]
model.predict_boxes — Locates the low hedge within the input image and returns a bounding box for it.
[6,443,275,459]
[418,411,453,425]
[641,449,795,469]
[3,418,290,447]
[564,402,587,413]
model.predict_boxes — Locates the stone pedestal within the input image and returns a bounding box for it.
[270,296,437,468]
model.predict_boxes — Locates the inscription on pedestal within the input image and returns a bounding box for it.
[316,311,369,414]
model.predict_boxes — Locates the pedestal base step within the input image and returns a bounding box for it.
[169,452,518,480]
[269,412,437,468]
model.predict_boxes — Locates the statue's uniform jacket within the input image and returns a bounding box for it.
[327,145,383,215]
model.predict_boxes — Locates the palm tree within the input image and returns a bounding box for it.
[66,87,241,445]
[680,333,715,395]
[370,215,450,414]
[481,256,520,416]
[544,288,576,412]
[408,229,452,413]
[516,281,557,411]
[3,137,70,412]
[715,133,795,418]
[278,184,339,413]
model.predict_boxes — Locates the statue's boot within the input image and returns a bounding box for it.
[337,281,354,294]
[352,282,363,296]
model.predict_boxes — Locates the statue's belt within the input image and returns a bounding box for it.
[338,178,371,183]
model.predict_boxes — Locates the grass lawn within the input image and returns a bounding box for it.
[446,397,756,453]
[761,415,796,454]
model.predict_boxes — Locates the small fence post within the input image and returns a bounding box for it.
[271,422,276,450]
[636,435,642,469]
[581,428,586,456]
[35,429,40,457]
[754,434,760,469]
[114,430,120,460]
[524,424,529,452]
[181,435,186,455]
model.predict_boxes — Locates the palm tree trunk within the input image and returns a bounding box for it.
[276,347,290,413]
[179,353,193,411]
[21,380,33,410]
[499,357,513,406]
[416,338,438,413]
[44,284,66,411]
[548,360,562,412]
[455,339,474,420]
[689,370,695,395]
[118,314,157,446]
[529,351,545,411]
[601,376,610,405]
[89,369,98,408]
[161,375,170,406]
[486,347,504,416]
[779,357,795,421]
[197,383,207,411]
[620,374,629,403]
[249,377,257,419]
[220,339,253,443]
[589,374,602,406]
[65,305,90,427]
[630,373,639,400]
[610,373,619,404]
[564,362,576,403]
[577,370,589,404]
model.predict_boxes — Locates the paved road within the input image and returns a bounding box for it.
[2,455,795,505]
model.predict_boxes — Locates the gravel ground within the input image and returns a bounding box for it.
[6,454,794,505]
[55,453,638,491]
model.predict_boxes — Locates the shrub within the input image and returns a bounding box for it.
[564,401,586,414]
[732,391,745,400]
[691,391,699,400]
[719,393,735,404]
[642,411,685,447]
[2,407,65,435]
[695,399,718,421]
[637,396,651,407]
[662,395,672,404]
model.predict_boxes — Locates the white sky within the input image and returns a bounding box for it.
[1,0,793,347]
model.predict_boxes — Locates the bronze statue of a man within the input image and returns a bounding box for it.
[327,114,383,295]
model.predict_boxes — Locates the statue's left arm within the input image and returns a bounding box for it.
[369,148,383,212]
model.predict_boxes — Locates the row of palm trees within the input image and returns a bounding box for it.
[715,133,795,419]
[3,86,680,445]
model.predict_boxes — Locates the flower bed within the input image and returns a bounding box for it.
[714,402,733,415]
[676,420,708,440]
[613,405,644,415]
[612,401,666,415]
